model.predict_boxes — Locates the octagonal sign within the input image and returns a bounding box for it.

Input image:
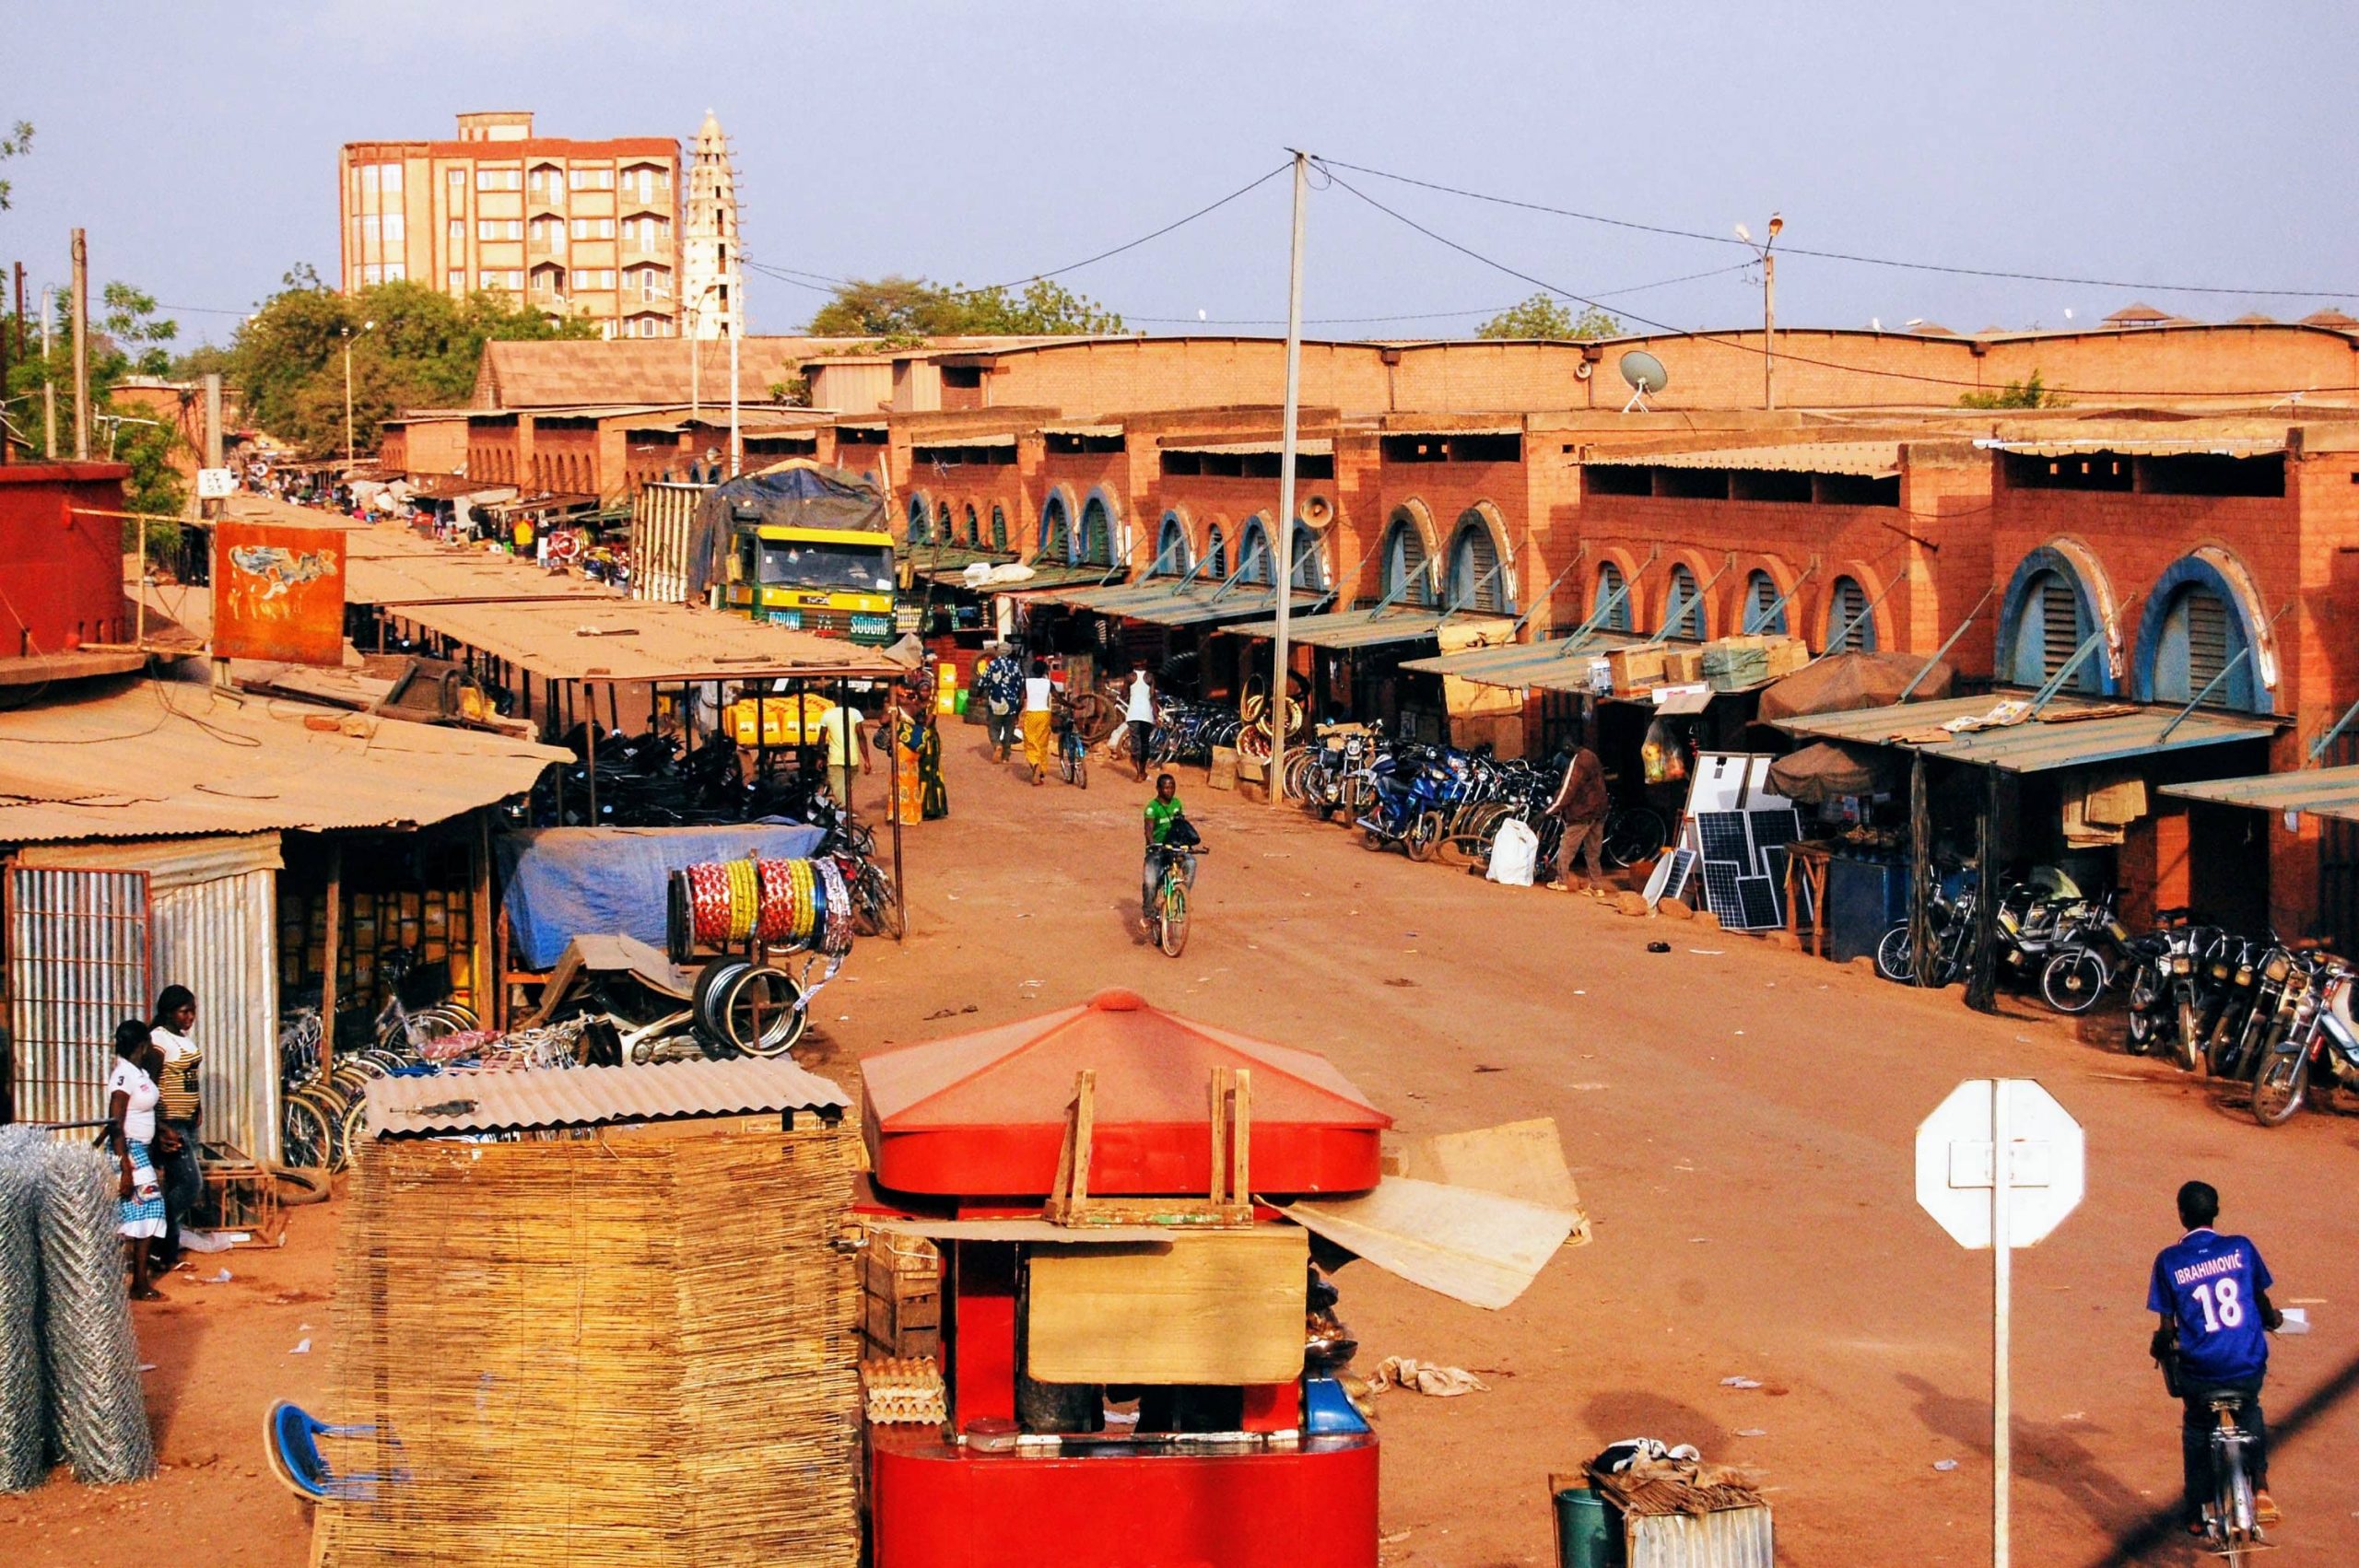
[1915,1078,2084,1250]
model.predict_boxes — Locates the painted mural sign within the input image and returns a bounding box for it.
[212,521,347,666]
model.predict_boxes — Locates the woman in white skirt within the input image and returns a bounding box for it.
[106,1020,168,1301]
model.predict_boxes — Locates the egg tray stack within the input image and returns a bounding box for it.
[860,1357,947,1426]
[277,884,475,1019]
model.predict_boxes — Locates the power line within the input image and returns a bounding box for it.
[1121,262,1754,327]
[1320,157,2359,302]
[1318,165,2359,400]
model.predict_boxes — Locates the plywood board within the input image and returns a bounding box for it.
[1281,1176,1577,1312]
[1025,1228,1307,1386]
[1387,1117,1586,1232]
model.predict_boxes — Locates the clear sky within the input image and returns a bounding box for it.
[6,2,2356,348]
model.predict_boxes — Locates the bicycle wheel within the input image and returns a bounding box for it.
[718,965,808,1058]
[281,1093,333,1171]
[1602,806,1669,870]
[1874,922,1917,984]
[334,1094,370,1171]
[1156,874,1190,958]
[2176,997,2203,1073]
[2251,1045,2309,1127]
[2040,949,2107,1014]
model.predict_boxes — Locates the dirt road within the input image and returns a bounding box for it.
[15,725,2356,1566]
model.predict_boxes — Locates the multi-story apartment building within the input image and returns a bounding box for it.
[338,111,685,339]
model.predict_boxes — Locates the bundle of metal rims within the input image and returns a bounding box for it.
[689,955,807,1058]
[666,856,852,965]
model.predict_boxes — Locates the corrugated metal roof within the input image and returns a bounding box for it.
[348,549,624,608]
[2161,766,2359,824]
[1219,606,1514,650]
[1040,423,1123,439]
[365,1055,850,1138]
[0,680,568,843]
[1584,442,1901,477]
[1978,436,2286,458]
[375,594,909,683]
[1159,438,1335,458]
[1399,631,1656,693]
[1041,580,1324,626]
[1770,694,2281,773]
[912,433,1017,451]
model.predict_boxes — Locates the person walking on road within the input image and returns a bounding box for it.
[1021,659,1055,786]
[1543,738,1610,894]
[979,643,1024,763]
[149,986,204,1270]
[107,1020,168,1302]
[820,697,865,813]
[2149,1180,2283,1535]
[1123,666,1156,782]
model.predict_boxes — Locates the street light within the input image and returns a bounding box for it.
[341,319,376,463]
[1736,214,1783,409]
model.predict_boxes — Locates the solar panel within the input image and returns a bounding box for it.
[1699,860,1746,927]
[1646,847,1698,907]
[1697,811,1752,866]
[1735,874,1781,930]
[1747,809,1802,857]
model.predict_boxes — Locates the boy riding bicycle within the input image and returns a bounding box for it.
[2149,1179,2283,1536]
[1142,772,1199,920]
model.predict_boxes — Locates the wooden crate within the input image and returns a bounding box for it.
[861,1231,942,1359]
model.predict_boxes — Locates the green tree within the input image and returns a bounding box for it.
[805,274,1124,338]
[0,120,30,211]
[3,281,188,520]
[1475,293,1623,341]
[226,270,596,455]
[1958,369,2066,409]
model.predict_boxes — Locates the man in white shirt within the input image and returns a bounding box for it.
[1123,668,1156,782]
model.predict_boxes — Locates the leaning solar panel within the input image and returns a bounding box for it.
[1735,874,1782,930]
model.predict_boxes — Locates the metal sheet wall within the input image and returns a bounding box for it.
[5,866,150,1126]
[1626,1504,1775,1568]
[148,868,281,1164]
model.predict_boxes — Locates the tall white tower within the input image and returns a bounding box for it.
[682,109,742,340]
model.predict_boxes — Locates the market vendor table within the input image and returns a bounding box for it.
[1784,841,1833,958]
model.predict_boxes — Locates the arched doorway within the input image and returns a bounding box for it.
[1079,494,1116,568]
[991,505,1007,553]
[1997,544,2115,694]
[1203,523,1229,579]
[1593,561,1633,631]
[1445,509,1512,614]
[906,496,931,545]
[1662,564,1707,640]
[1379,510,1434,606]
[2133,551,2273,711]
[1039,495,1072,562]
[1287,521,1327,591]
[1741,568,1789,635]
[1236,517,1273,585]
[1153,512,1191,576]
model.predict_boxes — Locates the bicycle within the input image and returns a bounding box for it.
[1147,842,1205,957]
[2200,1393,2265,1558]
[1059,718,1088,790]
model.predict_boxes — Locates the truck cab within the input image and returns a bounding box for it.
[725,521,898,644]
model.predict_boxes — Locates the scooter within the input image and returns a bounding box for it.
[2252,955,2358,1126]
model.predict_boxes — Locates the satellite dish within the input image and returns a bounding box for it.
[1619,350,1669,412]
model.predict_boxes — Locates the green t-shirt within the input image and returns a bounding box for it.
[1144,795,1185,844]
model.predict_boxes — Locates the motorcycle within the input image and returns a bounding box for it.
[1354,750,1451,860]
[2252,954,2359,1125]
[2034,892,2137,1015]
[2125,910,2217,1071]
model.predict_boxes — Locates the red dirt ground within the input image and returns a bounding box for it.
[10,724,2356,1566]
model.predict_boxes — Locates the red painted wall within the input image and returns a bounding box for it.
[0,462,130,656]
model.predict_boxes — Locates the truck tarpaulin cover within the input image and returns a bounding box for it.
[683,463,889,599]
[499,823,827,968]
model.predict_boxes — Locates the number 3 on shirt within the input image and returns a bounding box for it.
[2193,1277,2245,1332]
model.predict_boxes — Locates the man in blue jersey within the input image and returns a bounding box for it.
[2148,1180,2282,1533]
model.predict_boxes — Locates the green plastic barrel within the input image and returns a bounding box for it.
[1554,1487,1614,1568]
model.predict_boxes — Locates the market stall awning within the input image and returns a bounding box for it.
[1584,440,1902,478]
[977,563,1129,595]
[1398,631,1654,694]
[1216,605,1516,650]
[366,1054,849,1139]
[1771,694,2282,773]
[1062,578,1340,626]
[375,594,910,684]
[2161,766,2359,824]
[348,548,625,609]
[0,679,568,843]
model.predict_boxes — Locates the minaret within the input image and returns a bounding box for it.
[682,109,742,340]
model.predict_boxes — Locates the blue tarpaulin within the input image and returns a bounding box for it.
[499,824,826,969]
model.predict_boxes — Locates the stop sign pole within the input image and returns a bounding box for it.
[1917,1079,2085,1568]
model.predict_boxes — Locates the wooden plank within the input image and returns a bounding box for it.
[1207,1065,1230,1204]
[1025,1228,1308,1386]
[1231,1068,1251,1201]
[1388,1117,1583,1223]
[1281,1176,1577,1312]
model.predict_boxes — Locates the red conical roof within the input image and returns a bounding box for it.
[862,989,1390,1199]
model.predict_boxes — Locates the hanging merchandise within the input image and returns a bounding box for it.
[1642,716,1689,785]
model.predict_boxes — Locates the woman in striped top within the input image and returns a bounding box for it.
[150,986,203,1269]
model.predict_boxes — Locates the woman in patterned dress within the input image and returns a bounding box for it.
[107,1019,169,1301]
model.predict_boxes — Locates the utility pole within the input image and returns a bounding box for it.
[70,228,88,461]
[1,263,12,465]
[727,312,741,477]
[1268,148,1310,808]
[1738,213,1784,411]
[40,285,55,460]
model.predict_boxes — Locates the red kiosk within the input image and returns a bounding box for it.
[858,989,1402,1568]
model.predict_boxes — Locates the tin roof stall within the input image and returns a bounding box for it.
[1772,693,2280,1009]
[856,989,1585,1568]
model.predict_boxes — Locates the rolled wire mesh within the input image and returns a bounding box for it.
[0,1127,49,1492]
[37,1142,155,1485]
